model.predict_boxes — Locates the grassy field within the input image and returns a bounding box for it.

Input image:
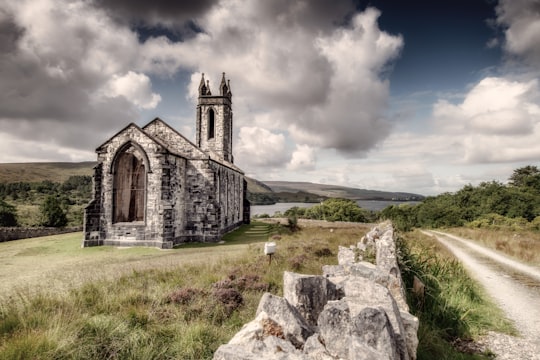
[0,222,514,359]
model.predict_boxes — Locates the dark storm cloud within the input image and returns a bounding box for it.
[0,10,23,53]
[496,0,540,67]
[256,0,355,32]
[93,0,218,26]
[0,1,160,158]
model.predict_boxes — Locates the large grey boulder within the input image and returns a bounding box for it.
[213,311,300,359]
[338,245,358,265]
[400,311,419,360]
[349,307,400,360]
[317,299,351,359]
[256,292,314,348]
[302,335,334,360]
[343,277,410,360]
[284,272,341,327]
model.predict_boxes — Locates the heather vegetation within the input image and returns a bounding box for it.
[0,222,369,359]
[381,166,540,232]
[0,222,512,359]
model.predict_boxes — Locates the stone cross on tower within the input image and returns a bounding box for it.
[196,73,234,163]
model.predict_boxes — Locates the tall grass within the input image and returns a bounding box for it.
[446,227,540,266]
[0,223,515,359]
[398,230,515,360]
[0,222,368,359]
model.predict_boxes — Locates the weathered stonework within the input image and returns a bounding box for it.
[213,222,419,360]
[83,73,249,248]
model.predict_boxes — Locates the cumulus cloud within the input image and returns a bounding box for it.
[496,0,540,67]
[0,0,402,167]
[0,0,149,157]
[171,3,402,157]
[433,76,540,163]
[288,145,316,171]
[102,71,161,109]
[235,127,289,167]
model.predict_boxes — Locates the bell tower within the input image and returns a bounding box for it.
[196,73,234,163]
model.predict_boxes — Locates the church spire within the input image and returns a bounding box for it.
[198,73,208,96]
[219,72,228,96]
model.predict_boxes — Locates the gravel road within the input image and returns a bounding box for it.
[422,230,540,360]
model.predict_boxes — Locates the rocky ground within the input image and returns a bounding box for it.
[424,230,540,360]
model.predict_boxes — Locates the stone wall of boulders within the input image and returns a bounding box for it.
[0,227,82,242]
[213,222,419,360]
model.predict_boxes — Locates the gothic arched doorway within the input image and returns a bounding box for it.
[112,144,147,223]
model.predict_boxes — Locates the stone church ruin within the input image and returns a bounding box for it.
[83,73,250,248]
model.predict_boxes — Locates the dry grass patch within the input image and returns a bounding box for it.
[445,228,540,266]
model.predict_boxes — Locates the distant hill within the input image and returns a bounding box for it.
[0,162,96,183]
[263,181,424,201]
[0,162,424,204]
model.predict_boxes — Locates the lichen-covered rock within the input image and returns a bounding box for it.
[284,272,341,327]
[338,245,357,265]
[317,299,351,359]
[302,335,334,360]
[400,311,419,360]
[343,277,410,360]
[256,293,314,348]
[350,307,400,360]
[374,224,409,313]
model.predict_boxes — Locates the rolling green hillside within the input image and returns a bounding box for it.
[264,181,424,201]
[0,162,424,204]
[0,162,96,183]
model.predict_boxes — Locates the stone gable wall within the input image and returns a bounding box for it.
[144,120,206,159]
[84,125,171,248]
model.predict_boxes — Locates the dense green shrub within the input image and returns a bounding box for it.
[381,166,540,230]
[285,198,372,223]
[39,195,68,227]
[0,199,18,227]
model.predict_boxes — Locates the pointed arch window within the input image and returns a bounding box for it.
[112,144,146,223]
[208,108,215,140]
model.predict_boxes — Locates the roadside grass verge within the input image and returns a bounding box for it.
[398,230,516,360]
[444,227,540,266]
[0,221,369,359]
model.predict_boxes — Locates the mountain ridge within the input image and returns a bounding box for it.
[0,162,424,203]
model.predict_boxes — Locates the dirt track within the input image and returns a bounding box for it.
[423,230,540,359]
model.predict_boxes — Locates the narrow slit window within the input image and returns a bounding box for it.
[208,109,215,140]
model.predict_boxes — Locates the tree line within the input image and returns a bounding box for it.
[381,166,540,231]
[0,176,92,227]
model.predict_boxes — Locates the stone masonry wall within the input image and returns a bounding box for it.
[85,125,170,248]
[213,222,419,360]
[198,96,233,163]
[0,227,82,242]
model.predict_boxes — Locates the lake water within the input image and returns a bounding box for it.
[250,200,419,216]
